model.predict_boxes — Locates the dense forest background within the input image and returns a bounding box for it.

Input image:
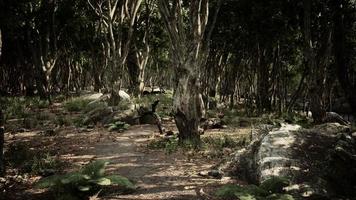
[1,0,355,118]
[1,1,356,199]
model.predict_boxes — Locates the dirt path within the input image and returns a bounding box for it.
[4,123,240,200]
[83,125,229,200]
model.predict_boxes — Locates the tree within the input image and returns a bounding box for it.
[0,29,4,175]
[87,0,143,104]
[158,0,221,144]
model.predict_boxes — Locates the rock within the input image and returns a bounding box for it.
[165,130,174,136]
[202,118,224,129]
[83,106,113,125]
[257,124,301,182]
[118,90,130,100]
[324,112,350,126]
[44,129,55,136]
[82,93,103,101]
[312,122,350,137]
[229,122,356,198]
[208,170,223,179]
[352,132,356,139]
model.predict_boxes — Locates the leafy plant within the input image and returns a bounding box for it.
[216,177,293,200]
[64,98,91,112]
[108,121,130,132]
[35,160,135,200]
[5,143,62,175]
[148,136,179,154]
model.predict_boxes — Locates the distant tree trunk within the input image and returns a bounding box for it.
[303,0,326,123]
[0,30,4,176]
[256,45,271,112]
[0,109,5,176]
[332,0,356,114]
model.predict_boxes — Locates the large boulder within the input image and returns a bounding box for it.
[229,122,356,199]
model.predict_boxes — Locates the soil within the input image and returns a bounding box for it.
[1,114,250,200]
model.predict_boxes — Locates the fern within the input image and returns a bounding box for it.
[216,177,294,200]
[35,160,135,199]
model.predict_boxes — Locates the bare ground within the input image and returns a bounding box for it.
[2,123,250,200]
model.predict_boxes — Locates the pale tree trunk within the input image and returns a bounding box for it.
[159,0,221,145]
[303,0,326,123]
[0,29,4,176]
[88,0,142,104]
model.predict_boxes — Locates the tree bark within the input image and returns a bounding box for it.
[0,109,5,176]
[303,0,326,123]
[332,0,356,115]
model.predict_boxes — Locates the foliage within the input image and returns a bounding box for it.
[108,121,130,132]
[35,160,135,199]
[134,93,173,117]
[5,142,63,175]
[148,136,179,154]
[55,115,73,127]
[203,135,243,150]
[216,177,293,200]
[84,101,108,113]
[64,98,92,112]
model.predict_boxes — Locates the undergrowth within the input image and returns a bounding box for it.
[35,160,135,200]
[216,177,294,200]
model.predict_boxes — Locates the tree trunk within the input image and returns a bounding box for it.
[332,0,356,115]
[303,0,326,123]
[173,62,203,144]
[0,109,5,176]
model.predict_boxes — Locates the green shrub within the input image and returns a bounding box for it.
[29,153,63,175]
[5,142,62,175]
[64,98,91,112]
[55,115,73,126]
[35,160,135,200]
[148,136,179,154]
[216,177,293,200]
[108,121,130,132]
[203,135,241,150]
[84,101,108,113]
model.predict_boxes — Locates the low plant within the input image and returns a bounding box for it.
[108,121,130,132]
[216,177,293,200]
[5,143,63,175]
[64,98,91,112]
[148,136,179,154]
[35,160,135,200]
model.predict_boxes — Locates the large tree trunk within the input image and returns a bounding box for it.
[173,61,203,144]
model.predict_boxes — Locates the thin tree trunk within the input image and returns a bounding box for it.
[333,0,356,114]
[0,109,5,176]
[303,0,326,123]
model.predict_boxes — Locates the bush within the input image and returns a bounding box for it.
[203,135,242,150]
[5,142,63,175]
[108,121,130,132]
[64,98,91,112]
[216,177,293,200]
[148,136,179,154]
[35,160,135,200]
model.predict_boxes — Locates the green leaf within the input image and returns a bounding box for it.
[60,172,86,184]
[78,185,91,191]
[234,192,258,200]
[105,175,135,189]
[35,175,61,189]
[266,194,295,200]
[81,160,109,178]
[91,177,112,186]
